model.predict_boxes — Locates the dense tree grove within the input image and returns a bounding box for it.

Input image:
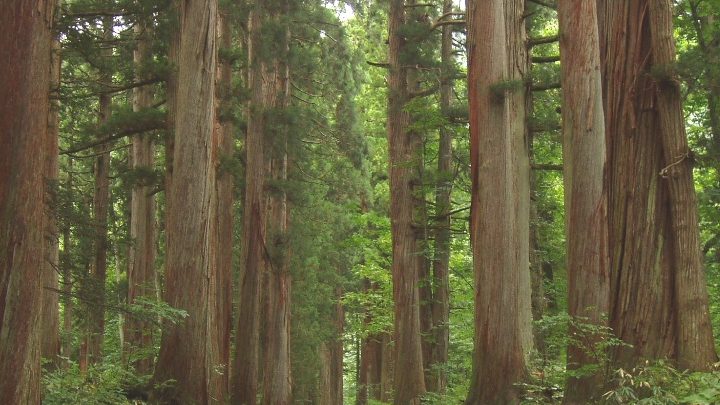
[3,0,720,404]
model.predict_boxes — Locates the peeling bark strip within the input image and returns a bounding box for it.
[465,0,532,403]
[557,0,610,402]
[151,0,222,402]
[387,0,427,403]
[0,0,53,402]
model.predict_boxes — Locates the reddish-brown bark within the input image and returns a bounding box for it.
[648,0,718,370]
[232,3,294,403]
[465,0,532,403]
[387,1,427,403]
[262,5,292,401]
[558,0,610,402]
[215,7,234,398]
[430,0,454,392]
[42,21,62,368]
[597,0,717,373]
[151,0,222,401]
[0,0,53,401]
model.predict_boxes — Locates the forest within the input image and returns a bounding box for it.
[2,0,720,404]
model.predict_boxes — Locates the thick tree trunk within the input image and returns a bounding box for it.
[430,0,454,393]
[0,0,52,401]
[598,0,717,373]
[557,1,610,402]
[648,0,718,370]
[598,0,677,366]
[387,1,427,403]
[232,3,293,403]
[465,0,532,403]
[151,0,222,401]
[42,20,62,369]
[215,7,234,398]
[125,19,156,375]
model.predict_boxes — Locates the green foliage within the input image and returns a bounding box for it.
[649,63,681,86]
[603,362,720,405]
[490,79,525,98]
[123,296,188,326]
[43,362,146,405]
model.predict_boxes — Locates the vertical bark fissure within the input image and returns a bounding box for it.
[125,17,156,375]
[0,0,53,401]
[465,0,531,403]
[430,0,454,393]
[557,0,610,402]
[42,2,63,368]
[387,0,428,403]
[648,0,718,371]
[151,0,220,401]
[215,6,234,400]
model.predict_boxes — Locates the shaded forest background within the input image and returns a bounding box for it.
[3,0,720,404]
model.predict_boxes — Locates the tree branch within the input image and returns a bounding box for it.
[531,82,561,91]
[528,0,557,10]
[528,34,559,47]
[532,55,560,63]
[367,61,390,68]
[531,163,563,171]
[61,114,167,155]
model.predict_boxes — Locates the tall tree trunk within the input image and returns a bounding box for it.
[42,13,62,369]
[215,6,234,398]
[151,0,221,401]
[557,1,610,402]
[61,161,74,363]
[84,19,114,367]
[430,0,454,393]
[387,0,427,403]
[598,0,718,373]
[232,4,271,404]
[648,0,718,370]
[464,0,532,403]
[262,7,292,399]
[526,3,547,351]
[125,18,156,375]
[0,0,53,401]
[598,0,677,367]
